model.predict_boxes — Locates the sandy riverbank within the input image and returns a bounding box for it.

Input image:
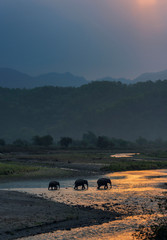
[0,189,117,240]
[0,169,167,240]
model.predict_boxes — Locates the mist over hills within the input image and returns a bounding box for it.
[133,69,167,83]
[0,68,87,88]
[0,80,167,141]
[1,68,167,88]
[97,69,167,84]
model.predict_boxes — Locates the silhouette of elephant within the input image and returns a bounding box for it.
[74,179,88,190]
[48,181,60,190]
[97,178,112,189]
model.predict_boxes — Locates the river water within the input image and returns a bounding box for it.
[0,169,167,240]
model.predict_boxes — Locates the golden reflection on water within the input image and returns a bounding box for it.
[17,169,167,240]
[110,153,140,158]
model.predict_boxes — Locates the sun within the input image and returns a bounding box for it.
[137,0,156,7]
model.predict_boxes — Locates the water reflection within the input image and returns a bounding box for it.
[12,169,167,240]
[0,175,125,189]
[110,153,140,158]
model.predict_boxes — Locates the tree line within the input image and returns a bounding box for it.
[1,131,167,150]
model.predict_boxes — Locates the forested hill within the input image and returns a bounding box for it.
[1,80,167,141]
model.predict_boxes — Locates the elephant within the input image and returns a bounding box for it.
[74,179,88,190]
[48,181,60,190]
[97,178,112,189]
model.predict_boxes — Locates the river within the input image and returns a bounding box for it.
[0,169,167,240]
[0,170,167,240]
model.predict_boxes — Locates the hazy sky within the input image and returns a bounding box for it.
[0,0,167,79]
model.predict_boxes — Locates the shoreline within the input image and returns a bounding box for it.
[0,190,119,240]
[0,162,166,239]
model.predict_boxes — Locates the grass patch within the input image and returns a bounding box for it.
[24,167,76,178]
[102,159,167,172]
[0,162,76,179]
[8,150,112,164]
[142,150,167,159]
[0,162,39,176]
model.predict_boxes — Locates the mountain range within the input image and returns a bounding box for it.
[1,68,167,88]
[0,68,87,88]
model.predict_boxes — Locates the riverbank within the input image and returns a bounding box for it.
[0,149,167,239]
[0,189,118,240]
[0,169,167,240]
[0,150,167,181]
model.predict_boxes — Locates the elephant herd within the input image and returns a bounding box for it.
[48,178,112,190]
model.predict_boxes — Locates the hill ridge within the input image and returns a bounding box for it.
[0,80,167,141]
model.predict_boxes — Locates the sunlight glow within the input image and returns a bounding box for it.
[137,0,157,7]
[135,0,160,35]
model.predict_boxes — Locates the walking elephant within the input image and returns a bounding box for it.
[74,179,88,190]
[97,178,112,189]
[48,181,60,190]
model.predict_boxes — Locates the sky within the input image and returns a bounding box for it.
[0,0,167,80]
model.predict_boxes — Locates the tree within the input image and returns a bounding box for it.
[96,136,110,149]
[32,135,53,146]
[60,137,72,148]
[116,138,128,148]
[40,135,53,146]
[13,139,29,146]
[82,131,97,147]
[32,135,41,145]
[136,136,148,146]
[0,139,5,146]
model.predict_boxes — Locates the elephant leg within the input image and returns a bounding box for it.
[82,184,85,190]
[104,184,108,189]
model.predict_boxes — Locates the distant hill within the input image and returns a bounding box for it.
[0,68,32,88]
[99,69,167,84]
[1,80,167,141]
[0,68,88,88]
[35,72,87,87]
[134,69,167,83]
[1,67,167,89]
[96,76,132,84]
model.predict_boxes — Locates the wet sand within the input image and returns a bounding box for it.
[0,169,167,240]
[0,190,117,240]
